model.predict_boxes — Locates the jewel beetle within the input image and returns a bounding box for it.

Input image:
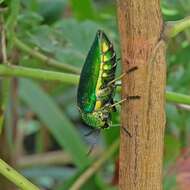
[77,30,139,132]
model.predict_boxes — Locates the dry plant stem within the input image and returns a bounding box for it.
[0,158,40,190]
[70,139,119,190]
[117,0,166,190]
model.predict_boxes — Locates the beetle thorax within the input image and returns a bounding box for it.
[81,108,111,128]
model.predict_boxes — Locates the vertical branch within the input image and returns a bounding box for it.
[117,1,166,190]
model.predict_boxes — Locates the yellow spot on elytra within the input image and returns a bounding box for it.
[102,42,108,53]
[103,64,111,70]
[95,100,102,110]
[103,65,108,70]
[102,72,108,77]
[101,55,109,62]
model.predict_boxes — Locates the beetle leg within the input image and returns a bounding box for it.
[102,122,109,129]
[96,86,112,97]
[84,128,100,137]
[108,66,138,86]
[115,81,121,86]
[86,129,101,156]
[116,57,121,62]
[110,99,126,107]
[126,66,138,74]
[110,95,140,108]
[122,127,132,137]
[107,73,125,86]
[127,95,141,100]
[110,98,117,112]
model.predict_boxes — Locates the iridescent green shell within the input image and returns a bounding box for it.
[77,30,117,128]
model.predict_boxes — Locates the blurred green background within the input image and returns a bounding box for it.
[0,0,190,189]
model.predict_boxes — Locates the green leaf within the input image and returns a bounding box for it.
[19,79,90,168]
[28,25,58,53]
[54,19,100,54]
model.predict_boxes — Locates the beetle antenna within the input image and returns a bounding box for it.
[86,143,95,156]
[84,128,100,137]
[86,129,101,156]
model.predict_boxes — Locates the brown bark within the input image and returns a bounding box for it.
[117,1,166,190]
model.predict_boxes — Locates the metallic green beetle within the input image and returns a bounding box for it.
[77,30,117,129]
